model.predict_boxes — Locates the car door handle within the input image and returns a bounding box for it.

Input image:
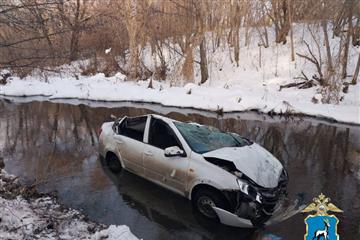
[144,150,153,156]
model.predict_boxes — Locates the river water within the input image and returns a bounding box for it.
[0,98,359,239]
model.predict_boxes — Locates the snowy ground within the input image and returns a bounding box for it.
[0,73,358,124]
[0,168,139,240]
[0,24,359,124]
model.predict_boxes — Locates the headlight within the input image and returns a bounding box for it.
[236,179,262,203]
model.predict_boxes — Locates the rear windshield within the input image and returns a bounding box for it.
[174,122,251,154]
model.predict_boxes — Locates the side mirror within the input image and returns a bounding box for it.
[164,146,186,157]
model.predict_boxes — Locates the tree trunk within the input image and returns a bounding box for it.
[69,29,80,61]
[352,18,360,46]
[182,45,194,83]
[199,37,208,84]
[341,1,353,79]
[69,0,81,61]
[128,35,139,80]
[263,26,269,48]
[233,28,240,67]
[124,0,141,80]
[322,21,333,73]
[232,1,241,66]
[259,45,262,68]
[33,3,56,61]
[244,18,250,47]
[273,0,289,44]
[288,0,295,61]
[352,53,360,85]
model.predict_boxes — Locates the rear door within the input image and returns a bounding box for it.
[115,116,148,176]
[143,117,189,195]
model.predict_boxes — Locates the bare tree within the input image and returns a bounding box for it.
[57,0,98,61]
[334,0,355,79]
[265,0,290,44]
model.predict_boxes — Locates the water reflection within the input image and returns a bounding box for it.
[0,99,359,239]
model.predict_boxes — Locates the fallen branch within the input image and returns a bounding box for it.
[296,40,325,86]
[279,79,316,91]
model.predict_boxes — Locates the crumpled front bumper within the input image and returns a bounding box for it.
[212,198,305,228]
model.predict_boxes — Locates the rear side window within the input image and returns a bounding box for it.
[118,116,147,141]
[148,118,182,150]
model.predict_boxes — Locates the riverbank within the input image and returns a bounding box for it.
[1,22,359,125]
[0,74,359,124]
[0,163,139,240]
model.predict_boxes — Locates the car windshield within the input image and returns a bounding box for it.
[174,122,251,154]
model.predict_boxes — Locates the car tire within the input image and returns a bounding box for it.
[106,153,122,173]
[193,188,230,220]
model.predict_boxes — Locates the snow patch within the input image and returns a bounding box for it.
[0,169,139,240]
[0,77,358,124]
[105,48,112,54]
[92,225,139,240]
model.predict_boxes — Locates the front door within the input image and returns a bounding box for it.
[143,117,189,194]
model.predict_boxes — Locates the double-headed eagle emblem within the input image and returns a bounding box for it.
[302,193,343,216]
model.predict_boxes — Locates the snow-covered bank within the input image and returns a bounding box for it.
[0,168,139,240]
[1,24,359,124]
[0,74,359,124]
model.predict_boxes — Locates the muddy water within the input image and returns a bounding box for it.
[0,99,359,240]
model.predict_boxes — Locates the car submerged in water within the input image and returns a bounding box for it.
[98,114,288,227]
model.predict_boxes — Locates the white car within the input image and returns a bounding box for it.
[98,114,288,227]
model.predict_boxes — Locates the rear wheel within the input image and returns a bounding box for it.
[193,188,230,220]
[105,153,122,173]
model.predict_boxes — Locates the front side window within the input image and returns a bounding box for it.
[148,118,182,150]
[118,116,147,141]
[174,122,251,154]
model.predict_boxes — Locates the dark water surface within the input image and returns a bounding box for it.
[0,99,359,240]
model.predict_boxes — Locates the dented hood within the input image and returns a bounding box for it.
[202,143,283,188]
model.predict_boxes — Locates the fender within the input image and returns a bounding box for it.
[187,178,239,200]
[104,147,125,168]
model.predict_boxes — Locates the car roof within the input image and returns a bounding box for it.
[124,114,213,129]
[149,114,179,124]
[124,114,178,124]
[149,115,206,127]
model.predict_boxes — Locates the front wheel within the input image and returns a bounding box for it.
[105,153,122,173]
[193,188,230,220]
